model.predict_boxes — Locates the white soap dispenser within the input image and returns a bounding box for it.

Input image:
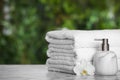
[93,39,118,75]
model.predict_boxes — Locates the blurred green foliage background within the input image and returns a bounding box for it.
[0,0,120,64]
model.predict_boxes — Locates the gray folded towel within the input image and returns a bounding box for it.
[47,51,75,57]
[48,67,74,74]
[46,58,75,66]
[46,37,74,45]
[47,63,74,71]
[48,44,74,50]
[49,48,75,53]
[51,56,75,61]
[46,30,74,40]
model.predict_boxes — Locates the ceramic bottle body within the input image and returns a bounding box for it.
[93,51,118,75]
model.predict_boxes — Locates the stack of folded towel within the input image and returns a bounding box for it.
[46,37,76,74]
[45,29,120,74]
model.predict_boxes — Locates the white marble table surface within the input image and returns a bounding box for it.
[0,65,120,80]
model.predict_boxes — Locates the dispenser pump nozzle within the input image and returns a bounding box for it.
[95,38,109,51]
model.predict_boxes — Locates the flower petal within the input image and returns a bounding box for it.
[85,62,95,75]
[73,64,82,75]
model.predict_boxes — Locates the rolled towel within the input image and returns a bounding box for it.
[46,29,120,47]
[48,44,74,50]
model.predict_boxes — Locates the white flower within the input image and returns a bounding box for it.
[73,60,95,76]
